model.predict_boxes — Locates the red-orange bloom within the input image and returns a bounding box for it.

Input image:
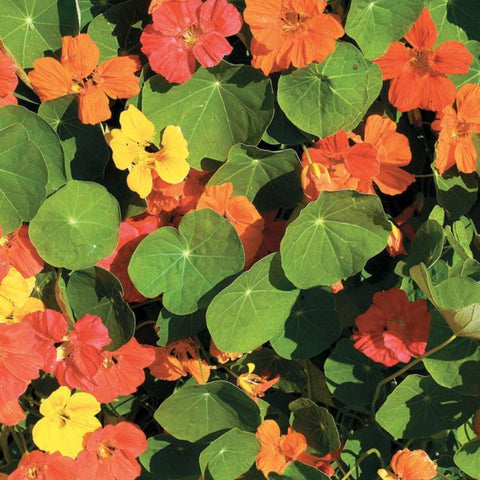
[432,83,480,174]
[0,224,44,278]
[76,422,147,480]
[197,183,264,266]
[28,34,141,125]
[9,450,78,480]
[97,214,160,302]
[85,338,156,403]
[210,340,243,364]
[0,48,17,106]
[0,399,25,427]
[386,222,407,257]
[353,288,431,367]
[237,363,279,402]
[378,448,437,480]
[244,0,344,75]
[150,338,211,384]
[374,8,472,112]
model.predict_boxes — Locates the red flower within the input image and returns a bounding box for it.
[76,422,147,480]
[0,399,25,427]
[9,451,77,480]
[0,48,17,106]
[97,214,159,302]
[253,211,287,262]
[374,8,472,112]
[141,0,243,83]
[0,322,43,403]
[353,288,431,367]
[0,224,44,278]
[85,338,156,403]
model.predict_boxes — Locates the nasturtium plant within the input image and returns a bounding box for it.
[3,0,480,478]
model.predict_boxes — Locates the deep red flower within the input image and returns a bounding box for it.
[9,450,78,480]
[353,288,432,367]
[0,48,18,106]
[141,0,243,83]
[76,422,147,480]
[97,214,159,302]
[85,338,156,403]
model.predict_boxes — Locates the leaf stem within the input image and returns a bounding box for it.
[340,448,384,480]
[135,320,156,331]
[370,333,457,416]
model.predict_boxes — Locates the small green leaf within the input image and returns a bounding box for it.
[129,209,244,315]
[29,181,120,270]
[270,462,330,480]
[280,190,390,289]
[199,428,260,480]
[66,267,135,351]
[376,374,477,439]
[208,144,302,213]
[154,381,261,442]
[0,124,48,233]
[142,62,274,169]
[207,253,299,353]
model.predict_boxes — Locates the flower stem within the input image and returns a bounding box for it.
[370,333,457,416]
[301,144,313,165]
[340,448,384,480]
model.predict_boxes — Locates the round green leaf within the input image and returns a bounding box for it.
[154,381,261,442]
[0,0,78,68]
[280,190,390,289]
[289,398,340,457]
[156,308,206,347]
[277,43,380,138]
[429,0,468,45]
[207,253,299,353]
[375,375,477,439]
[0,124,48,233]
[66,267,135,351]
[208,144,302,214]
[142,62,274,169]
[38,95,109,182]
[346,0,424,60]
[324,339,385,407]
[129,209,245,315]
[270,287,341,360]
[454,438,480,479]
[199,428,260,480]
[0,105,65,194]
[29,181,120,270]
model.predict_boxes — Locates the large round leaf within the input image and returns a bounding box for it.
[0,124,48,233]
[270,287,341,360]
[129,209,245,315]
[430,0,468,45]
[454,438,480,479]
[29,181,120,270]
[38,95,109,182]
[207,253,299,353]
[346,0,423,60]
[66,267,135,351]
[0,0,78,68]
[77,0,126,28]
[277,43,381,138]
[0,106,65,194]
[208,144,302,213]
[154,381,261,442]
[142,61,274,169]
[280,190,390,289]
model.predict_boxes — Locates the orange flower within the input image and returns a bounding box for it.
[374,8,472,112]
[378,448,437,480]
[197,183,264,266]
[0,48,17,106]
[28,34,140,124]
[244,0,344,75]
[237,363,279,401]
[210,340,243,364]
[386,222,407,257]
[432,83,480,174]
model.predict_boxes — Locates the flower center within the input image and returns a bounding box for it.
[452,121,473,139]
[409,49,433,76]
[97,443,115,459]
[71,69,102,94]
[55,408,71,427]
[281,11,308,32]
[26,467,40,479]
[182,25,202,48]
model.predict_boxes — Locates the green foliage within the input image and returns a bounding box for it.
[156,308,206,347]
[270,462,330,480]
[454,438,480,479]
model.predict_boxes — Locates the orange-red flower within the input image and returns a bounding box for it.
[197,183,264,266]
[374,8,472,112]
[210,340,243,364]
[9,450,78,480]
[0,399,25,427]
[0,48,17,106]
[76,422,147,480]
[432,83,480,174]
[353,288,431,367]
[28,34,140,124]
[378,448,437,480]
[150,338,211,384]
[386,222,407,257]
[237,363,279,402]
[244,0,344,75]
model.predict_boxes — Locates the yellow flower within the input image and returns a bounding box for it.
[33,386,101,458]
[0,266,44,324]
[107,105,190,198]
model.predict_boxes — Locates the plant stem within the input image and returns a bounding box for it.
[135,320,156,331]
[370,334,457,416]
[301,144,313,164]
[340,448,384,480]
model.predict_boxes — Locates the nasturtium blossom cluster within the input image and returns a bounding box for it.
[1,0,480,478]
